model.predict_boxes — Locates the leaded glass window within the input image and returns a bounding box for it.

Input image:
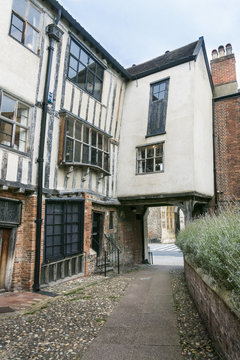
[44,200,84,263]
[68,38,104,101]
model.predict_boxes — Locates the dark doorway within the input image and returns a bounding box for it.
[92,212,104,256]
[0,229,11,290]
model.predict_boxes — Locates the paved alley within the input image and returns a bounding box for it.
[82,266,183,360]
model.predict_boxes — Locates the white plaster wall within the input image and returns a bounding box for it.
[193,49,214,196]
[117,61,196,197]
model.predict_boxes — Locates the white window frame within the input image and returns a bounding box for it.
[0,92,30,153]
[136,142,164,175]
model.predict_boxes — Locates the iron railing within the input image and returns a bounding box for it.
[96,235,120,276]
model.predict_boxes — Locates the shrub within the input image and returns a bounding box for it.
[176,206,240,311]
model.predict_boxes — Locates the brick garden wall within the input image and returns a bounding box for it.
[185,259,240,360]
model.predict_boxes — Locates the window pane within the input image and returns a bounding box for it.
[80,49,88,65]
[91,130,97,146]
[160,82,166,92]
[0,121,12,146]
[104,153,109,171]
[91,148,97,165]
[155,157,163,171]
[65,138,73,161]
[69,55,78,71]
[98,151,102,167]
[83,126,89,143]
[75,122,81,140]
[68,67,77,82]
[156,144,163,157]
[88,57,95,72]
[137,160,145,174]
[1,95,16,120]
[82,144,89,163]
[74,141,81,162]
[86,72,94,93]
[28,4,41,29]
[12,0,27,18]
[78,63,87,88]
[98,134,102,149]
[70,40,80,59]
[147,147,154,158]
[104,138,108,152]
[17,103,28,126]
[137,149,145,160]
[10,24,23,42]
[24,24,38,52]
[146,158,154,172]
[11,14,24,31]
[94,78,102,100]
[158,91,165,100]
[14,126,27,151]
[66,118,74,137]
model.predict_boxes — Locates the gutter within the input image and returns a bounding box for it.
[33,11,63,291]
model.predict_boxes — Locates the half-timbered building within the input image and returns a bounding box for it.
[0,0,215,291]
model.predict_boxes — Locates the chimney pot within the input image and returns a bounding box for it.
[212,49,218,59]
[226,43,232,55]
[218,45,225,57]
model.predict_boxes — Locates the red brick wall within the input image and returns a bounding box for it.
[211,55,237,86]
[185,260,240,360]
[214,96,240,205]
[0,192,45,291]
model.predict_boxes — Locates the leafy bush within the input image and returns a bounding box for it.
[176,206,240,311]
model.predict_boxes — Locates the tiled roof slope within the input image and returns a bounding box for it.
[127,41,199,77]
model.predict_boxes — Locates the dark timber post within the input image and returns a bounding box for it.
[33,16,63,292]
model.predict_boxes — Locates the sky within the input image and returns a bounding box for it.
[58,0,240,83]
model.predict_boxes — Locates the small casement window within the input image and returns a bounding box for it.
[147,79,169,136]
[136,143,164,174]
[109,211,114,229]
[44,200,84,263]
[9,0,41,54]
[62,116,110,173]
[68,38,104,101]
[0,93,29,152]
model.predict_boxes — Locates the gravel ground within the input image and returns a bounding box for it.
[0,274,132,360]
[0,266,220,360]
[171,268,220,360]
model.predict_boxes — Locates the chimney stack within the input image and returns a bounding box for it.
[210,43,238,97]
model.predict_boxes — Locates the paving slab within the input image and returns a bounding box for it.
[82,266,183,360]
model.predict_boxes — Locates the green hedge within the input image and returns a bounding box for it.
[176,207,240,311]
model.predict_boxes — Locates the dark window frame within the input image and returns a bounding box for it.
[9,0,41,54]
[136,142,164,175]
[63,115,110,174]
[147,78,169,137]
[44,199,84,264]
[67,38,105,101]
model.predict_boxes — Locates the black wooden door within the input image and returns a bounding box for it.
[91,212,103,256]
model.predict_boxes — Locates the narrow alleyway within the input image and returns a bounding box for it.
[82,266,183,360]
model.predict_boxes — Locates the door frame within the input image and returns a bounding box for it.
[0,227,18,291]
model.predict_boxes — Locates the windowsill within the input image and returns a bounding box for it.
[136,170,164,176]
[60,161,111,176]
[145,131,166,138]
[66,77,102,104]
[0,144,30,158]
[9,34,40,57]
